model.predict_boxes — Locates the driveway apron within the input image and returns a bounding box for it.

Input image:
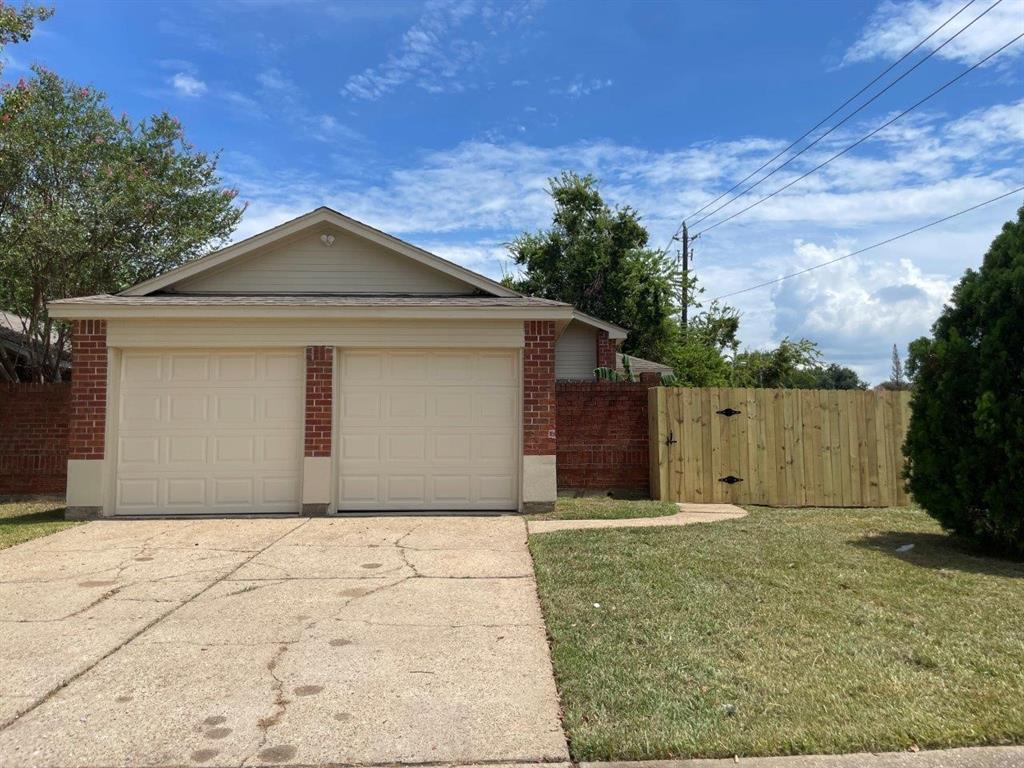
[0,516,568,767]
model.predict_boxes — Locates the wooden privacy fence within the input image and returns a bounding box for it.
[649,387,912,507]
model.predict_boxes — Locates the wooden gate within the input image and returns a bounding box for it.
[648,387,912,507]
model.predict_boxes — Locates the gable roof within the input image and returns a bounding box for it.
[122,207,520,298]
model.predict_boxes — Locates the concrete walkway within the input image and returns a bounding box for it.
[528,502,747,534]
[0,516,568,767]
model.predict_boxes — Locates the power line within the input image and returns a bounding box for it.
[687,0,1006,231]
[709,185,1024,302]
[659,0,981,254]
[694,31,1024,238]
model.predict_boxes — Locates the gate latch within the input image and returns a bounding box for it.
[666,430,678,446]
[718,475,743,484]
[716,407,741,417]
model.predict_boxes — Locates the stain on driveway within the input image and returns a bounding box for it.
[0,516,568,767]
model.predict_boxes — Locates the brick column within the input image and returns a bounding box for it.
[302,346,333,515]
[596,329,617,370]
[523,320,556,512]
[66,319,107,518]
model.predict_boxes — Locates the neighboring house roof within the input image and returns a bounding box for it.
[47,206,629,339]
[617,353,673,376]
[0,310,70,370]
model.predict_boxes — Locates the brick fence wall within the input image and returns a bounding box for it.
[0,383,71,494]
[556,380,650,496]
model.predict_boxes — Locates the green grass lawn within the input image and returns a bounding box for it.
[529,505,1024,761]
[527,496,678,521]
[0,498,79,550]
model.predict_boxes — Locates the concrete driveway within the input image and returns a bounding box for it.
[0,516,568,767]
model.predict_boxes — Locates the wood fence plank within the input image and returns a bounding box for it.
[770,393,786,507]
[700,388,714,504]
[654,386,909,508]
[863,391,881,506]
[828,391,844,506]
[648,387,666,500]
[692,391,708,505]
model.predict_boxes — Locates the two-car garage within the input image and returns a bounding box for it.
[113,347,519,516]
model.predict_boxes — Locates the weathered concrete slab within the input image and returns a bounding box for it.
[0,514,568,766]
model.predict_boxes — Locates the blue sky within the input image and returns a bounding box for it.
[4,0,1023,383]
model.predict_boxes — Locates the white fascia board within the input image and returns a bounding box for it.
[571,309,628,340]
[46,303,574,322]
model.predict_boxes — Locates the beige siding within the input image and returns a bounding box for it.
[175,228,473,295]
[555,320,597,380]
[107,318,524,349]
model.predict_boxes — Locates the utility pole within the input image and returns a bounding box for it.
[679,223,690,329]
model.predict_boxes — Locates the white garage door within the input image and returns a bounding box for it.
[115,350,304,515]
[337,349,518,511]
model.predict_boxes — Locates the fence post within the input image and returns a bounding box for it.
[648,386,669,500]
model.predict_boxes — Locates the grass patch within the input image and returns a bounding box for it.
[527,497,678,522]
[529,506,1024,760]
[0,498,79,550]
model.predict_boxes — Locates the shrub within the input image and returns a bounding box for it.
[904,207,1024,557]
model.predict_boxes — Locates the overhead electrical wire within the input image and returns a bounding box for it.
[693,31,1024,238]
[709,185,1024,301]
[681,0,980,227]
[687,0,1007,231]
[659,0,984,254]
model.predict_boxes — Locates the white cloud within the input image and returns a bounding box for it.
[550,76,614,98]
[342,0,541,100]
[170,71,207,97]
[844,0,1024,67]
[257,68,291,91]
[219,96,1023,382]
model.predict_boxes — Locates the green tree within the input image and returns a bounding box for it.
[731,337,822,388]
[0,2,51,73]
[665,300,738,386]
[810,363,868,390]
[878,344,912,390]
[506,172,679,361]
[904,207,1024,557]
[0,67,244,382]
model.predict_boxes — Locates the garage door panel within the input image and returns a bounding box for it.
[123,354,162,382]
[339,475,379,504]
[433,475,472,502]
[213,477,253,505]
[215,394,256,423]
[166,478,207,507]
[387,352,429,379]
[478,475,516,502]
[116,350,302,515]
[263,353,304,383]
[169,393,208,422]
[386,475,426,503]
[341,351,384,382]
[338,349,517,511]
[121,393,162,424]
[168,354,211,382]
[433,434,471,461]
[216,354,257,381]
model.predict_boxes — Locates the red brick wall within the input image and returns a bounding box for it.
[556,381,649,495]
[68,319,107,461]
[523,320,556,455]
[0,383,71,494]
[304,346,333,458]
[596,329,617,369]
